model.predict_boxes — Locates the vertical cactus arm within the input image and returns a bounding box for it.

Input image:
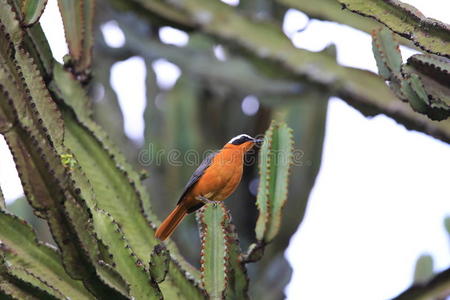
[61,107,205,298]
[255,121,294,244]
[159,258,207,300]
[63,195,130,298]
[81,0,95,73]
[223,214,249,300]
[57,0,95,75]
[50,64,92,124]
[413,254,434,284]
[392,267,450,300]
[254,123,273,242]
[0,69,115,298]
[400,72,428,115]
[402,59,450,121]
[338,0,450,58]
[407,55,450,109]
[0,211,94,299]
[0,0,23,44]
[197,203,229,299]
[24,25,54,78]
[53,64,204,295]
[371,27,403,81]
[1,13,132,297]
[92,209,163,299]
[149,245,170,284]
[13,46,64,149]
[57,0,83,62]
[20,0,48,26]
[0,97,91,285]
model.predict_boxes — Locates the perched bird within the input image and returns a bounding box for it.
[155,134,263,241]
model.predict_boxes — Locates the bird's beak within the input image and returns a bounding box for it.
[253,138,264,144]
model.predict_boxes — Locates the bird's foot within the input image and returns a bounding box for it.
[196,196,217,206]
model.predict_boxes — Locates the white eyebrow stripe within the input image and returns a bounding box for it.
[228,134,252,144]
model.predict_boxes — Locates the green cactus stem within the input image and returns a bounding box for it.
[371,27,403,82]
[20,0,48,26]
[92,209,163,299]
[149,245,170,284]
[0,211,94,299]
[339,0,450,58]
[413,254,434,284]
[196,203,229,300]
[255,120,294,244]
[57,0,94,76]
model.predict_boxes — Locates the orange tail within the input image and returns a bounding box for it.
[155,204,188,241]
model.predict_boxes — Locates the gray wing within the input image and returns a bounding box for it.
[177,151,218,204]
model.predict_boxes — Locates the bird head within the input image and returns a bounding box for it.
[226,134,264,152]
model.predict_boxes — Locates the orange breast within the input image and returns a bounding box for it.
[186,148,244,204]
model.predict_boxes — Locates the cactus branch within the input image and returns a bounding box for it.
[109,0,450,143]
[392,267,450,300]
[339,0,450,58]
[197,203,229,299]
[20,0,48,26]
[255,120,294,244]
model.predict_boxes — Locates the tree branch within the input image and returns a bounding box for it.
[392,267,450,300]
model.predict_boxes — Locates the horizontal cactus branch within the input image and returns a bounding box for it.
[392,267,450,300]
[339,0,450,58]
[277,0,417,50]
[110,0,450,143]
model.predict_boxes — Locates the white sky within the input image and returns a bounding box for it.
[0,0,449,299]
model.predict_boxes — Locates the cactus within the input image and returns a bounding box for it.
[20,0,48,26]
[413,254,434,284]
[149,245,170,284]
[371,27,450,120]
[339,0,450,58]
[371,28,403,82]
[57,0,95,77]
[1,0,449,298]
[254,121,294,245]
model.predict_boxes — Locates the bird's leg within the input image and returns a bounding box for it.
[196,195,217,206]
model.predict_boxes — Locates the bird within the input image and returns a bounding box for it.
[155,134,263,241]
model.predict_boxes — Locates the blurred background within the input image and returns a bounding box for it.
[0,0,449,299]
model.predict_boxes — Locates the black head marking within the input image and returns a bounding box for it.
[229,134,254,145]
